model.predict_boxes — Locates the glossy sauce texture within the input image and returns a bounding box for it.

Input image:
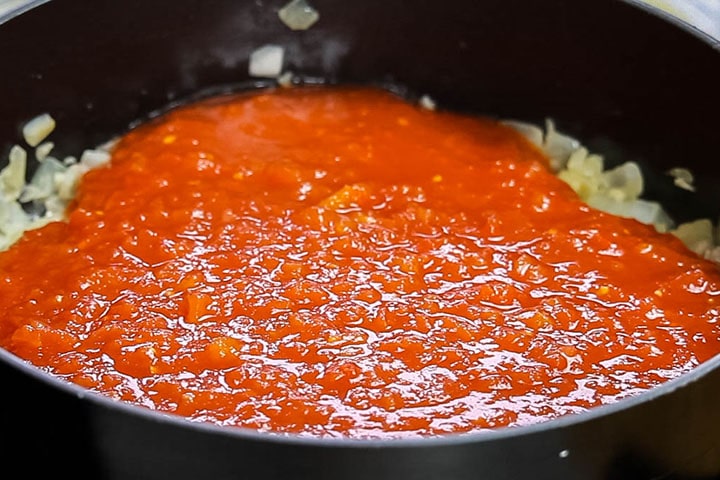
[2,87,720,438]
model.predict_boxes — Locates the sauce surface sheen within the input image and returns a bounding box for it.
[2,87,720,438]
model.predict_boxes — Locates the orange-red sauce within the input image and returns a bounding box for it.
[2,87,720,438]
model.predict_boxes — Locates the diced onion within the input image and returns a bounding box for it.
[42,195,68,221]
[556,149,605,200]
[19,157,67,203]
[672,219,714,255]
[601,161,643,201]
[0,145,27,201]
[0,199,30,250]
[55,163,90,201]
[80,149,112,168]
[419,95,437,111]
[277,71,295,88]
[278,0,320,31]
[668,167,695,192]
[22,113,56,147]
[502,120,543,148]
[584,195,673,232]
[543,119,580,172]
[249,45,285,78]
[35,141,54,161]
[625,199,673,230]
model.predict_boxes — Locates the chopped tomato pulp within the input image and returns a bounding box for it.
[2,87,720,438]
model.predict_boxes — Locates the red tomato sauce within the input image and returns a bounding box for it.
[1,87,720,438]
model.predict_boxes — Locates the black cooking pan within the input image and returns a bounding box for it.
[1,1,720,479]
